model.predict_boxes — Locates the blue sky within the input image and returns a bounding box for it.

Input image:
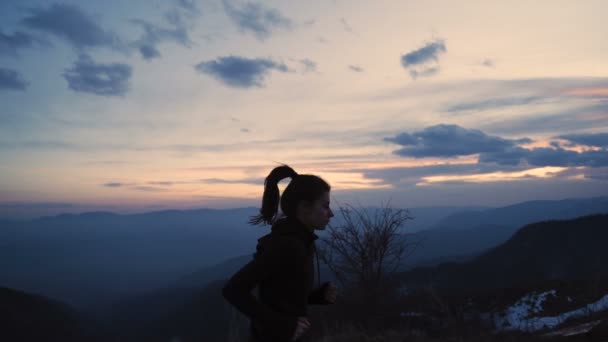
[1,0,607,217]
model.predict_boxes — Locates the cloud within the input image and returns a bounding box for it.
[401,39,446,79]
[241,128,251,133]
[548,167,608,181]
[130,18,192,60]
[299,58,317,73]
[147,181,178,186]
[132,186,168,192]
[409,66,439,80]
[480,103,608,135]
[195,55,288,88]
[479,147,608,167]
[446,96,544,113]
[130,0,200,60]
[63,54,132,96]
[222,0,292,40]
[340,18,358,35]
[401,40,446,66]
[557,132,608,148]
[0,140,80,150]
[0,30,36,57]
[200,177,264,185]
[358,163,524,186]
[481,58,495,68]
[175,0,200,13]
[20,3,122,50]
[385,124,607,168]
[384,124,528,158]
[348,65,363,73]
[103,182,128,187]
[0,68,28,91]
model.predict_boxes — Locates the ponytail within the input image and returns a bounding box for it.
[249,164,298,226]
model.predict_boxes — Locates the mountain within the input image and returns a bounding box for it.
[0,205,463,308]
[432,196,608,231]
[0,207,268,308]
[1,197,605,310]
[401,214,608,292]
[0,287,83,342]
[402,196,608,268]
[88,280,246,342]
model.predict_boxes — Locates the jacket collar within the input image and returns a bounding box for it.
[271,215,318,244]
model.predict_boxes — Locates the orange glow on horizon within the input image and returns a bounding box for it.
[418,166,568,185]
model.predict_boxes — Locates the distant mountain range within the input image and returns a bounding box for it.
[401,214,608,292]
[0,197,606,310]
[403,196,608,267]
[83,213,608,341]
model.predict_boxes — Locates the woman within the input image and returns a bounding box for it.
[222,164,337,342]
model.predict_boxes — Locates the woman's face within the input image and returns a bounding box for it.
[299,191,334,230]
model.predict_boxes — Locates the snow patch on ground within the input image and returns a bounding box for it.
[492,292,608,332]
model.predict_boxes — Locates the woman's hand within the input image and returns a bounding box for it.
[291,316,310,341]
[324,282,337,304]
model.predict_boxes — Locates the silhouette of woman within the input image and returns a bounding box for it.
[222,164,337,342]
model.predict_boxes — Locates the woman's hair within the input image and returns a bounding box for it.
[249,164,331,226]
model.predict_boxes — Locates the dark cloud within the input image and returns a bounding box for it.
[138,44,161,59]
[480,103,608,135]
[481,59,495,68]
[348,65,363,73]
[222,0,292,40]
[548,167,608,181]
[409,66,439,80]
[401,40,446,66]
[384,124,527,158]
[299,58,317,73]
[241,128,251,133]
[0,30,35,56]
[130,0,200,60]
[385,124,608,168]
[480,147,608,168]
[147,181,176,186]
[103,182,127,187]
[400,39,446,79]
[557,132,608,148]
[195,55,288,88]
[446,96,543,113]
[0,68,28,91]
[63,54,132,96]
[175,0,200,13]
[130,18,191,60]
[20,3,122,50]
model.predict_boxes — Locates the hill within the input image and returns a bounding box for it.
[0,287,83,341]
[401,214,608,292]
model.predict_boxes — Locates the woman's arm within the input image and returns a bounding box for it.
[308,282,334,305]
[222,238,301,339]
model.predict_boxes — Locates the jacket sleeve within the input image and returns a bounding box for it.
[308,282,332,305]
[222,238,302,340]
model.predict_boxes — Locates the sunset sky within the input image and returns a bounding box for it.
[1,0,607,217]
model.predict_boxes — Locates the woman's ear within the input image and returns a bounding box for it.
[297,200,312,216]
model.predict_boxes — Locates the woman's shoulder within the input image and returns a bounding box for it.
[264,234,307,259]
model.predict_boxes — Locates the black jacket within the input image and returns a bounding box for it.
[222,216,331,341]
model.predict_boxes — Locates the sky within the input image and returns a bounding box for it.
[1,0,607,217]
